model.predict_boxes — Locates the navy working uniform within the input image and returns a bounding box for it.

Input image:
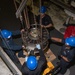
[58,39,75,74]
[36,6,53,34]
[21,47,47,75]
[59,45,75,74]
[51,36,75,75]
[0,30,25,62]
[36,6,53,48]
[36,14,53,33]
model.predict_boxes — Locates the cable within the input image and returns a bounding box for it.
[39,0,43,49]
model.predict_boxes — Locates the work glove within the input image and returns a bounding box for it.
[36,44,41,49]
[25,56,28,62]
[22,45,25,49]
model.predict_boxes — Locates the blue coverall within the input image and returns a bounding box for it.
[0,30,24,62]
[21,49,47,75]
[36,14,53,33]
[59,40,75,74]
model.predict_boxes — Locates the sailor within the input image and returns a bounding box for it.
[21,44,47,75]
[36,6,54,33]
[50,36,75,75]
[0,29,25,62]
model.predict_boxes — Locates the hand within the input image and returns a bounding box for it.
[36,44,41,49]
[25,56,28,62]
[61,55,63,58]
[41,25,44,28]
[22,45,25,49]
[21,29,25,33]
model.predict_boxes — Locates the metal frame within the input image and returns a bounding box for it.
[15,0,28,18]
[0,47,22,75]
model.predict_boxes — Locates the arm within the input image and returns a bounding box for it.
[11,30,21,36]
[36,44,46,60]
[61,55,69,62]
[42,24,53,28]
[51,37,62,43]
[11,29,24,36]
[10,45,23,50]
[2,42,24,51]
[39,49,46,60]
[62,49,75,62]
[43,15,53,28]
[2,44,23,51]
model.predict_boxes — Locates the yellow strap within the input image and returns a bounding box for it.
[43,62,54,75]
[43,68,50,75]
[47,62,54,69]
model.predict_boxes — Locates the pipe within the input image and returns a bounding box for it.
[15,0,28,18]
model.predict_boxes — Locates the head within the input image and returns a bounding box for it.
[65,36,75,47]
[26,55,38,70]
[1,30,12,39]
[39,6,46,16]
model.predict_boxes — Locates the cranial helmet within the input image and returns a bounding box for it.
[39,6,46,13]
[1,30,12,39]
[65,36,75,47]
[26,56,38,70]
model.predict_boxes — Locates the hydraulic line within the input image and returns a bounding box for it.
[20,14,25,29]
[23,5,30,29]
[32,0,37,25]
[39,0,43,49]
[16,0,28,18]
